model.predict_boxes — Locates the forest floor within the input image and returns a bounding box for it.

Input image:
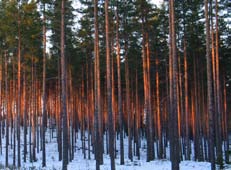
[0,128,231,170]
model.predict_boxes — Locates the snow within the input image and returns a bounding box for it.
[0,128,230,170]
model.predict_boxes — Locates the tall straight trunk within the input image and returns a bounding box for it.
[183,39,190,160]
[71,87,75,161]
[110,28,116,158]
[42,3,47,167]
[81,75,86,159]
[194,56,204,161]
[156,56,163,159]
[169,1,180,169]
[146,32,154,161]
[125,47,132,162]
[168,0,173,148]
[0,55,2,155]
[202,73,209,162]
[142,34,149,161]
[105,1,115,169]
[29,86,32,162]
[17,7,21,167]
[36,81,39,154]
[111,48,116,159]
[5,51,9,168]
[141,19,154,162]
[32,60,36,162]
[210,5,220,162]
[115,4,124,165]
[178,54,184,157]
[198,60,205,162]
[223,79,229,163]
[36,83,39,154]
[86,61,90,160]
[205,0,215,169]
[61,0,68,169]
[57,52,62,161]
[12,76,16,167]
[135,69,140,160]
[193,56,199,161]
[23,71,27,163]
[123,26,132,162]
[166,2,172,161]
[94,0,101,169]
[90,63,94,157]
[215,0,222,165]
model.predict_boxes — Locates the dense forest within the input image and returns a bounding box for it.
[0,0,230,170]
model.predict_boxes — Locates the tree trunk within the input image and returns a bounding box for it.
[115,4,124,164]
[183,39,190,160]
[135,69,140,160]
[105,0,115,169]
[125,40,133,162]
[223,78,229,163]
[156,56,163,159]
[17,7,21,167]
[61,0,68,169]
[23,70,27,163]
[94,0,102,169]
[42,2,47,167]
[215,0,222,165]
[5,51,9,168]
[0,55,1,156]
[205,0,215,169]
[169,1,180,169]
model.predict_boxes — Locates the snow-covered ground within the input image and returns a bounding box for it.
[0,128,230,170]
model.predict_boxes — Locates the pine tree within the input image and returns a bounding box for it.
[94,0,102,169]
[205,0,215,169]
[41,0,47,167]
[115,2,124,165]
[105,1,115,169]
[17,1,21,166]
[169,0,180,169]
[61,0,68,169]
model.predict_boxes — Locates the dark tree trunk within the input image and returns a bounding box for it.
[23,71,27,163]
[155,56,162,159]
[223,79,229,163]
[215,0,222,165]
[105,0,115,169]
[125,42,132,162]
[205,0,215,169]
[31,60,36,162]
[42,2,47,167]
[169,1,180,169]
[61,0,68,169]
[17,7,21,167]
[5,51,9,168]
[115,4,124,165]
[183,39,190,160]
[94,0,101,169]
[0,55,2,155]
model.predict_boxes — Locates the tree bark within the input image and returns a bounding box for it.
[23,71,27,163]
[205,0,215,169]
[42,2,47,167]
[61,0,68,169]
[215,0,222,165]
[17,6,21,167]
[94,0,102,169]
[115,3,124,165]
[5,51,9,168]
[105,1,115,169]
[169,1,180,169]
[183,39,190,160]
